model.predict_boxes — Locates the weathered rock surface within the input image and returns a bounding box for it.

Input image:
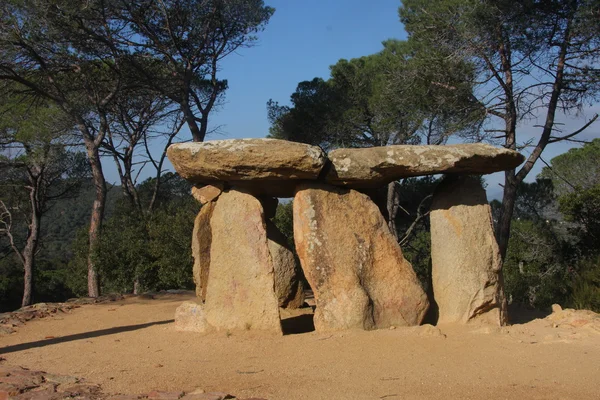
[326,144,525,188]
[192,203,216,301]
[266,221,305,309]
[430,175,507,325]
[546,305,600,332]
[293,183,429,331]
[0,364,250,400]
[192,184,224,205]
[167,139,326,197]
[174,301,208,332]
[202,190,282,334]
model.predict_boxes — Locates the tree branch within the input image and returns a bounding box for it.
[548,114,598,144]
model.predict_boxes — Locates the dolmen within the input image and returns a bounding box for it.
[167,139,525,334]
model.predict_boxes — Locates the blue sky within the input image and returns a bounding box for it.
[105,0,599,200]
[206,0,406,139]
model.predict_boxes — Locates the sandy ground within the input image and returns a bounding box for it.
[0,293,599,400]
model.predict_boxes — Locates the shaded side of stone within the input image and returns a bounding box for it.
[259,197,279,220]
[430,175,508,325]
[192,202,216,301]
[266,220,305,309]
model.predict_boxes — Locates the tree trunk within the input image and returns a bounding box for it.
[386,181,400,239]
[21,234,37,307]
[181,100,204,143]
[21,254,34,307]
[496,170,518,261]
[86,145,106,298]
[133,277,140,295]
[198,113,209,143]
[21,189,41,307]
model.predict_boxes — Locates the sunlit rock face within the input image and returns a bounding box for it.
[293,183,429,332]
[167,138,326,197]
[430,175,508,325]
[326,143,525,188]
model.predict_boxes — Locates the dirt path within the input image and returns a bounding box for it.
[1,293,599,400]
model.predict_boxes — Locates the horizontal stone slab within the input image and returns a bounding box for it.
[167,139,326,196]
[325,144,525,188]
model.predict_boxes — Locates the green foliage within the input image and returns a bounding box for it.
[267,78,341,148]
[64,228,92,297]
[402,229,432,292]
[0,254,23,312]
[500,140,600,311]
[570,256,600,312]
[145,200,198,290]
[67,175,199,295]
[268,41,481,149]
[115,0,274,141]
[541,139,600,197]
[400,0,600,108]
[390,177,440,291]
[34,258,78,303]
[503,219,571,309]
[272,201,294,250]
[559,184,600,248]
[0,91,90,306]
[539,140,600,253]
[513,179,556,222]
[400,0,600,260]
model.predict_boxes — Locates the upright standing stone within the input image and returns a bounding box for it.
[203,189,282,334]
[293,183,429,331]
[266,220,305,309]
[430,175,508,325]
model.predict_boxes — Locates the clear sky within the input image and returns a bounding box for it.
[105,0,599,200]
[205,0,407,140]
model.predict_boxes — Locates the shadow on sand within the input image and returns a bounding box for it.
[0,319,174,355]
[281,313,315,335]
[507,304,552,325]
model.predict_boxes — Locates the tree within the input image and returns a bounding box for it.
[116,0,274,142]
[267,78,341,148]
[492,140,600,311]
[99,88,185,293]
[541,138,600,195]
[1,0,274,297]
[400,0,600,259]
[269,42,481,149]
[541,139,600,250]
[0,97,87,306]
[68,173,197,295]
[0,0,131,296]
[268,42,481,237]
[102,87,185,211]
[503,218,571,308]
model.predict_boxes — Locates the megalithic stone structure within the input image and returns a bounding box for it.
[168,138,524,333]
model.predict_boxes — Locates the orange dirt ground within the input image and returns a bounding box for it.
[1,292,599,400]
